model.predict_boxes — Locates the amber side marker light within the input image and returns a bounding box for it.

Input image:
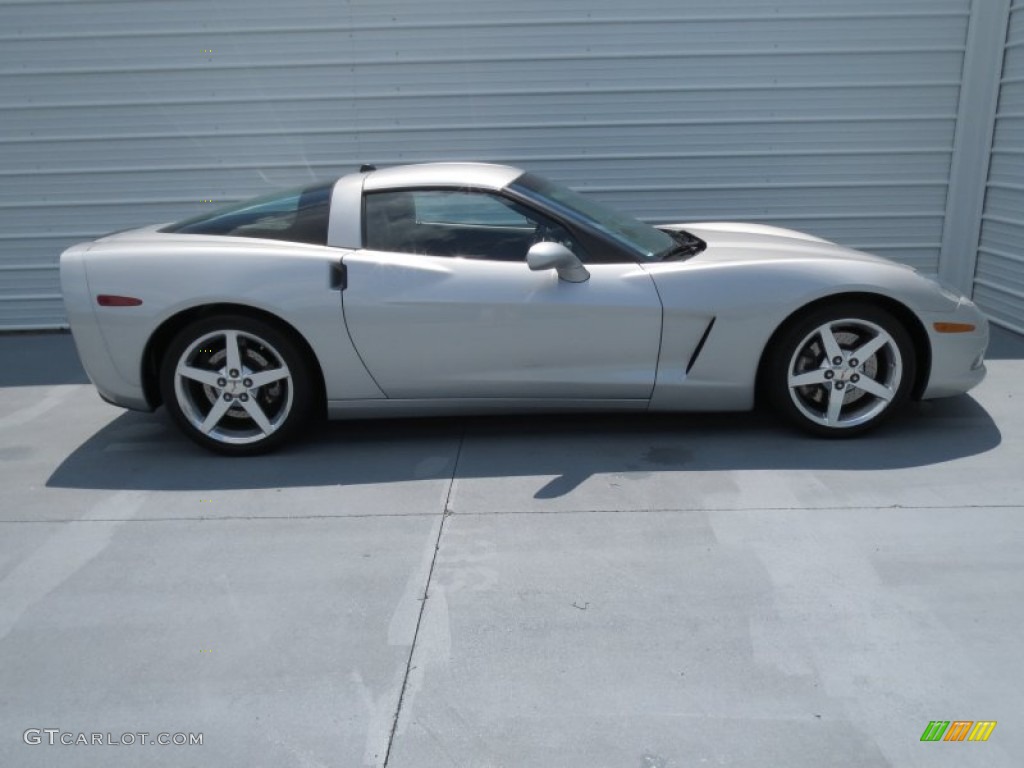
[96,294,143,307]
[933,322,976,333]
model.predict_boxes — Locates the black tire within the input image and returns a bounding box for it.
[159,314,315,455]
[766,303,916,438]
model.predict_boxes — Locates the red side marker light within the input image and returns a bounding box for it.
[933,322,976,334]
[96,294,143,307]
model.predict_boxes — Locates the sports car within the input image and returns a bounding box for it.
[60,162,988,455]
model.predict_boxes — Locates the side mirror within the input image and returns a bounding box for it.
[526,242,590,283]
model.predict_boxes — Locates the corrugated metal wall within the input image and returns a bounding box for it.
[0,0,975,328]
[977,3,1024,335]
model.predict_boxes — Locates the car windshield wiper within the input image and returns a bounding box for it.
[656,230,706,261]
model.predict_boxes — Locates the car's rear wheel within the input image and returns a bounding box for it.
[159,315,314,455]
[767,303,916,437]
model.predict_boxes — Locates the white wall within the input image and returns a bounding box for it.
[0,0,1005,330]
[977,3,1024,334]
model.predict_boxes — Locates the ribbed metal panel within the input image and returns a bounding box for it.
[977,4,1024,334]
[0,0,973,328]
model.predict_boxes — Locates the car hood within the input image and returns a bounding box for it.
[658,221,899,268]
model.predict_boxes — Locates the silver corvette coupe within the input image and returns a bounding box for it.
[61,163,988,455]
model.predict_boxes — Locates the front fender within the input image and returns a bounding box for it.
[644,258,950,411]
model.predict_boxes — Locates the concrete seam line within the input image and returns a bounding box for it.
[0,511,440,523]
[1,503,1021,525]
[383,421,465,767]
[2,503,1020,525]
[452,503,1024,516]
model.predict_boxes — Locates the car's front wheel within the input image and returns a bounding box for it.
[159,315,315,455]
[767,303,916,437]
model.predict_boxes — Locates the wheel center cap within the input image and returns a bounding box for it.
[224,379,244,394]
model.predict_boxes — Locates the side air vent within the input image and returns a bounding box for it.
[686,317,716,374]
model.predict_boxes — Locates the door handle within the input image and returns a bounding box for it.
[330,262,348,291]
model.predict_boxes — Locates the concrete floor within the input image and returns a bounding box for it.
[1,329,1022,767]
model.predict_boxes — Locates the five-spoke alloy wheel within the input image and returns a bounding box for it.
[160,315,314,455]
[768,304,916,437]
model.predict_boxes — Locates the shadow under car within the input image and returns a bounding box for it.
[47,394,1001,496]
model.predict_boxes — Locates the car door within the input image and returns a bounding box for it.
[341,187,663,400]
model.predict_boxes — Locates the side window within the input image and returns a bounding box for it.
[364,189,586,262]
[161,183,331,246]
[414,190,531,228]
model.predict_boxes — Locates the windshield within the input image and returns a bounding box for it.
[510,173,675,260]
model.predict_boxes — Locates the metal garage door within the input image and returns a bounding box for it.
[976,4,1024,335]
[0,0,972,328]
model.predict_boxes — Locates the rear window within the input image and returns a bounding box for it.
[160,182,332,245]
